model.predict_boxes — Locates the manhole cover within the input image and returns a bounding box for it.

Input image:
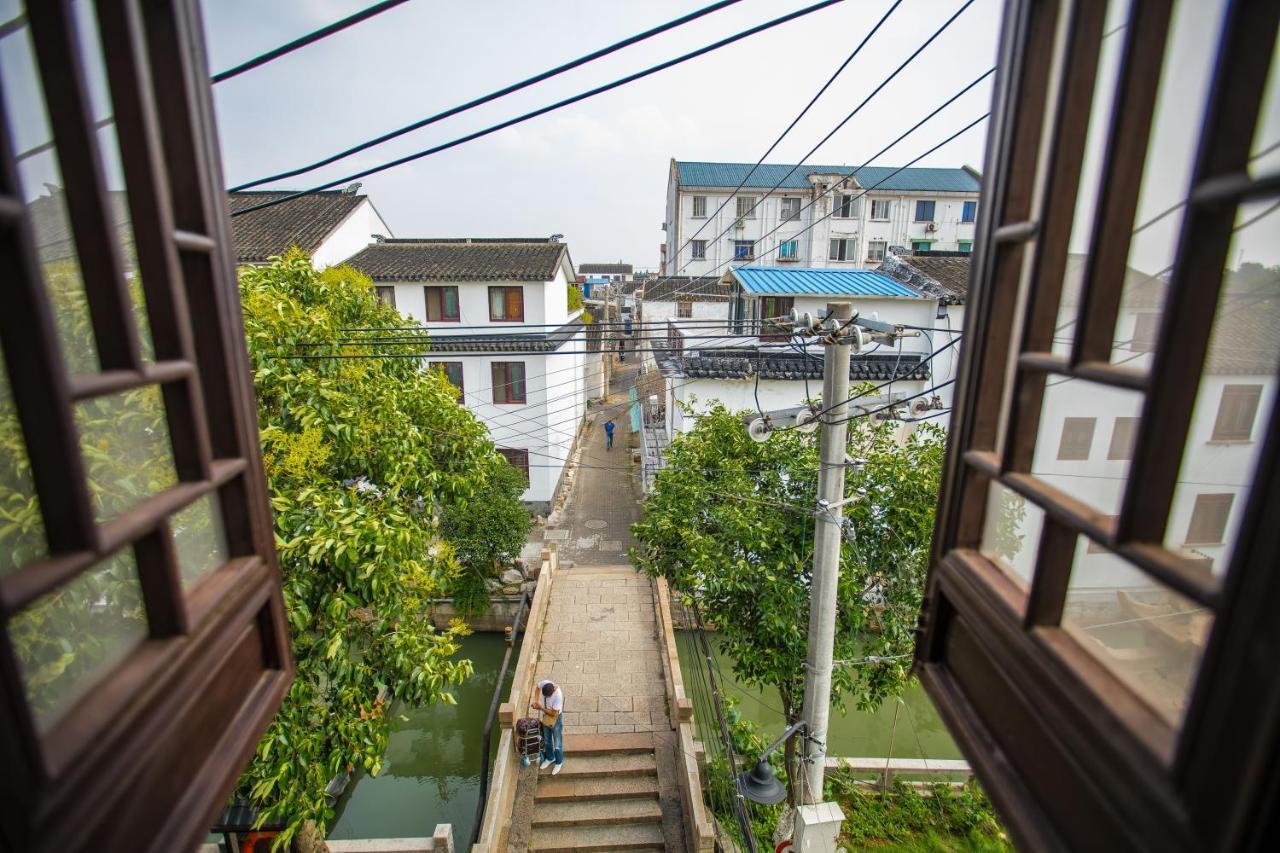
[585,519,609,530]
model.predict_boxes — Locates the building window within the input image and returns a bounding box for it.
[912,241,931,253]
[1129,312,1160,352]
[691,239,707,260]
[1056,416,1096,460]
[962,200,978,223]
[779,239,799,260]
[871,199,892,220]
[733,240,754,260]
[1107,416,1138,460]
[692,195,707,218]
[914,199,936,221]
[735,196,756,219]
[867,240,887,262]
[429,361,465,402]
[760,296,794,340]
[829,238,856,261]
[488,286,525,322]
[1185,493,1234,545]
[677,301,693,319]
[375,285,396,308]
[491,362,527,404]
[958,241,973,253]
[834,194,861,218]
[1211,384,1262,441]
[781,197,802,221]
[497,448,531,487]
[424,286,460,322]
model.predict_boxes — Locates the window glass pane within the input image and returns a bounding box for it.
[9,548,148,732]
[1249,29,1280,177]
[1110,0,1230,367]
[1062,537,1212,728]
[74,0,155,361]
[76,386,178,523]
[171,493,228,590]
[1031,379,1143,518]
[1,11,97,374]
[1163,200,1279,574]
[979,480,1045,587]
[0,349,47,576]
[489,287,504,319]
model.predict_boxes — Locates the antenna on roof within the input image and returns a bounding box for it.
[344,182,362,194]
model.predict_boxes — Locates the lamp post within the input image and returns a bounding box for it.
[737,721,808,805]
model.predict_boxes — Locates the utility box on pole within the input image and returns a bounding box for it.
[793,802,846,852]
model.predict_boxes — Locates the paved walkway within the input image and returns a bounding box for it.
[545,361,642,566]
[506,360,689,850]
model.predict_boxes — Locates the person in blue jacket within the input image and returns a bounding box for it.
[604,419,615,450]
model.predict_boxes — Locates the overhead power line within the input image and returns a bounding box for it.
[230,0,747,190]
[672,0,907,267]
[228,0,848,218]
[211,0,413,84]
[669,0,979,281]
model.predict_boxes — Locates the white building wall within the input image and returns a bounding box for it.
[666,184,978,277]
[641,299,732,325]
[313,199,393,269]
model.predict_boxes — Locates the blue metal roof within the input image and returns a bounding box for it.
[674,161,980,193]
[732,267,924,298]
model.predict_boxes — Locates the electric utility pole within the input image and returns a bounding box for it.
[799,301,855,804]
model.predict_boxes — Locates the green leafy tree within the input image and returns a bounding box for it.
[440,460,531,616]
[567,282,584,313]
[235,251,527,844]
[632,400,944,804]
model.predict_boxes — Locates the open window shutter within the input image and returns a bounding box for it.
[914,1,1280,851]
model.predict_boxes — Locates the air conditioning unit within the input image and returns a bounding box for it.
[925,222,938,232]
[735,217,746,229]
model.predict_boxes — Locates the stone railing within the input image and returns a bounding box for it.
[472,544,559,853]
[653,577,715,852]
[825,756,974,788]
[199,830,453,853]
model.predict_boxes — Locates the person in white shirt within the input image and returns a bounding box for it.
[532,678,564,773]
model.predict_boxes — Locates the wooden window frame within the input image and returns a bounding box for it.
[914,0,1280,850]
[429,360,464,402]
[491,361,526,404]
[497,447,530,487]
[487,285,524,322]
[1211,384,1261,441]
[424,285,459,322]
[1184,493,1234,546]
[0,1,291,849]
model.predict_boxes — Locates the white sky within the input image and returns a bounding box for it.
[202,0,1004,268]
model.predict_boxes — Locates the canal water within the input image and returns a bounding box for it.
[327,632,518,843]
[675,632,961,760]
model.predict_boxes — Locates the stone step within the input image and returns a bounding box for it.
[531,796,663,828]
[564,732,654,755]
[535,773,659,803]
[530,821,666,852]
[550,751,657,779]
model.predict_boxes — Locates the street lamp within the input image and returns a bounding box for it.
[737,721,809,804]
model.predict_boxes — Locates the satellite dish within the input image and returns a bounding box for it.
[747,417,772,443]
[795,408,820,434]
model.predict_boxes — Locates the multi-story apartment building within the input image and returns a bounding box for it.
[662,159,981,276]
[343,238,587,512]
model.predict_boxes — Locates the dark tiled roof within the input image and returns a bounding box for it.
[26,189,130,263]
[878,250,971,304]
[228,190,366,262]
[580,263,633,275]
[414,317,585,353]
[343,240,568,281]
[665,349,930,381]
[640,276,732,302]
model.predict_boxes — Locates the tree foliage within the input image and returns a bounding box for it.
[440,460,531,616]
[632,400,944,803]
[235,251,528,844]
